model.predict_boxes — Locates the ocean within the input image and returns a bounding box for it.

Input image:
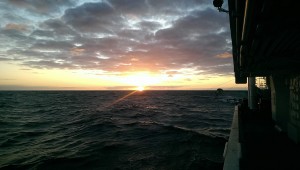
[0,90,247,170]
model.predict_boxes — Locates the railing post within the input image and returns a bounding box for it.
[248,77,257,110]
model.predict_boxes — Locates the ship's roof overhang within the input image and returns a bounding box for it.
[228,0,300,84]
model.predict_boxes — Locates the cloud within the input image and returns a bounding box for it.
[203,63,234,75]
[0,85,78,90]
[109,0,149,15]
[104,86,137,90]
[0,57,14,61]
[63,2,122,33]
[216,52,232,59]
[22,60,76,69]
[0,78,15,81]
[146,86,184,90]
[30,30,54,38]
[8,0,75,14]
[4,23,28,31]
[0,0,234,77]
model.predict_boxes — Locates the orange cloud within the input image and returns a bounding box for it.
[71,47,85,56]
[5,23,27,32]
[131,58,139,61]
[215,52,232,59]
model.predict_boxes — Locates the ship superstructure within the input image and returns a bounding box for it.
[214,0,300,169]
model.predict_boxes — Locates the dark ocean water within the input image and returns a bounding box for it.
[0,90,247,170]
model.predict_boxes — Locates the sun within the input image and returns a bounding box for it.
[120,72,163,90]
[137,86,144,91]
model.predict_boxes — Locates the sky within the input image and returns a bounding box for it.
[0,0,246,90]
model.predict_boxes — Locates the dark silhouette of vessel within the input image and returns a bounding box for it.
[213,0,300,169]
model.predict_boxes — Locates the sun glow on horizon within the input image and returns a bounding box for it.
[0,62,247,90]
[137,86,145,91]
[121,72,164,88]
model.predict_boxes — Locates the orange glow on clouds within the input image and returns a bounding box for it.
[0,62,247,90]
[121,72,164,87]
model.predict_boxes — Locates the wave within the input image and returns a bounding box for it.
[162,124,227,143]
[0,91,248,169]
[121,120,227,143]
[34,157,90,170]
[0,139,18,147]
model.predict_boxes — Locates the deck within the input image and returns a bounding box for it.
[224,103,300,170]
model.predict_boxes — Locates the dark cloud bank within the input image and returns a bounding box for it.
[0,0,232,76]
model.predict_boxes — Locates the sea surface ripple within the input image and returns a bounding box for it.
[0,90,247,170]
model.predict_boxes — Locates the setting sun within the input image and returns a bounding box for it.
[137,86,145,91]
[120,72,164,89]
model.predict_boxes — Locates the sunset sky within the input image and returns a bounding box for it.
[0,0,246,90]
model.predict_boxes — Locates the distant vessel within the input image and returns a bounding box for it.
[213,0,300,169]
[215,88,241,104]
[215,88,224,98]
